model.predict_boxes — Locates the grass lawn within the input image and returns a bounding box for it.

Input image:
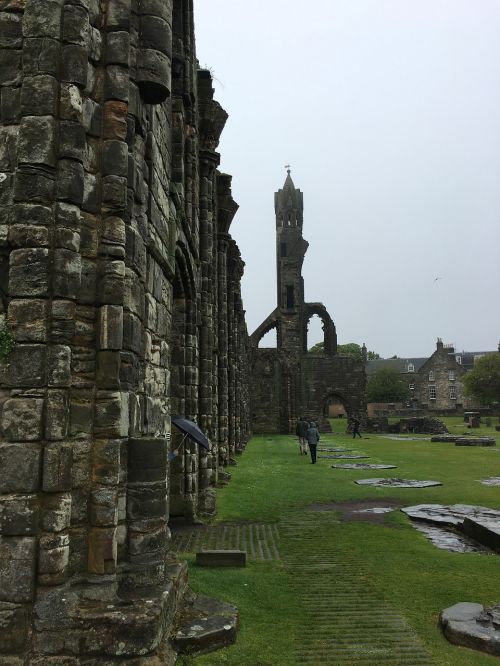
[179,421,500,665]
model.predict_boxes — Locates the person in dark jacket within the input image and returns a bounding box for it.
[306,421,320,463]
[351,416,362,438]
[295,417,309,455]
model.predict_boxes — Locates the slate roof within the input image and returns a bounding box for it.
[365,358,427,376]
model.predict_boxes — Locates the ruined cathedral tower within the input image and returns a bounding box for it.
[250,172,366,432]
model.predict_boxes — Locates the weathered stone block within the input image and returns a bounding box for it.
[45,390,69,440]
[0,125,18,171]
[8,224,49,248]
[103,100,127,140]
[0,87,20,123]
[105,65,129,102]
[17,116,57,168]
[61,44,87,88]
[2,397,44,441]
[0,49,21,86]
[22,37,61,76]
[13,169,55,204]
[94,391,129,437]
[88,527,117,574]
[8,299,47,342]
[98,304,123,350]
[50,299,76,344]
[38,533,69,584]
[9,248,49,297]
[107,0,131,31]
[90,488,118,526]
[128,524,166,563]
[0,495,39,536]
[102,175,127,210]
[106,31,130,66]
[0,12,22,48]
[96,350,120,389]
[0,536,36,602]
[3,343,46,386]
[43,442,73,491]
[41,494,71,533]
[62,5,89,46]
[60,83,83,122]
[20,75,58,116]
[59,121,86,162]
[98,259,125,304]
[47,345,71,387]
[127,485,167,521]
[92,439,121,485]
[195,550,246,567]
[0,601,29,653]
[0,443,41,493]
[23,0,63,38]
[56,159,85,205]
[128,437,168,483]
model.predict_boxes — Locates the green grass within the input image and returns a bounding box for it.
[180,425,500,665]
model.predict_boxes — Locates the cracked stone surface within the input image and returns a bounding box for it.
[401,504,500,528]
[356,478,442,488]
[440,602,500,657]
[332,463,397,470]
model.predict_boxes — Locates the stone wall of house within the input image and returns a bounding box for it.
[0,1,250,662]
[415,340,474,412]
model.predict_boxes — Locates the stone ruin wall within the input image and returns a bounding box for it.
[0,0,250,662]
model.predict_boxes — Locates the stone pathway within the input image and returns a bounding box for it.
[171,522,280,561]
[280,512,434,665]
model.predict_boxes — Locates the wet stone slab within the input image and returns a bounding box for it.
[412,522,490,553]
[353,507,395,515]
[401,503,500,528]
[356,478,442,488]
[320,454,370,460]
[318,447,352,452]
[385,435,431,441]
[332,463,397,470]
[479,477,500,486]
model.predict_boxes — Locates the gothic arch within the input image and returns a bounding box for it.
[250,310,280,348]
[303,303,337,355]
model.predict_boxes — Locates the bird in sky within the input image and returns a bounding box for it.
[434,276,444,282]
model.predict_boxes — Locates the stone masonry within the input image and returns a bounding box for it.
[250,172,366,433]
[0,0,250,662]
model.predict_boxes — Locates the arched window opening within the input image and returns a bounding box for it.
[306,314,324,352]
[258,327,277,348]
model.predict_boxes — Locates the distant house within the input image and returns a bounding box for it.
[366,339,499,414]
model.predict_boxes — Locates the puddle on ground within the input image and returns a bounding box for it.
[353,507,395,515]
[385,436,431,441]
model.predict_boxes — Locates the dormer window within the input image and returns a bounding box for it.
[407,363,415,372]
[449,370,455,381]
[456,355,462,364]
[429,371,434,381]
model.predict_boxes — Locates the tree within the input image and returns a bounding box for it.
[308,341,380,359]
[366,368,409,403]
[463,354,500,405]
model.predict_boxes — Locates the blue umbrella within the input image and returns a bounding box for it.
[169,417,210,461]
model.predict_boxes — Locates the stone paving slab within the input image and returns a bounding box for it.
[171,522,280,561]
[357,478,441,488]
[332,463,397,470]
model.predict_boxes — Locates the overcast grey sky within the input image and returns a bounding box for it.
[194,0,500,358]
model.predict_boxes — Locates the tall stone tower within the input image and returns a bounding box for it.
[250,172,367,433]
[274,170,308,351]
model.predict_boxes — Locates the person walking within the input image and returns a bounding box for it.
[295,416,309,455]
[306,421,320,464]
[352,416,362,439]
